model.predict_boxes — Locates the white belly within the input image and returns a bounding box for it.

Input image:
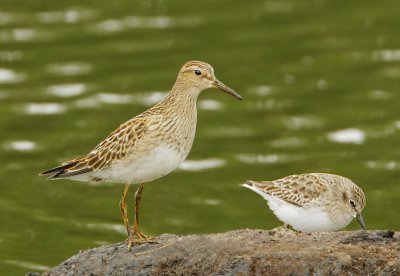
[90,144,186,184]
[243,184,352,232]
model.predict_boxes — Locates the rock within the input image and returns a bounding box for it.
[38,229,399,276]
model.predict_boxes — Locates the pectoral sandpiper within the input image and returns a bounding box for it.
[40,61,243,248]
[241,173,366,232]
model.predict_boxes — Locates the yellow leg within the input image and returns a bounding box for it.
[132,183,152,241]
[119,184,135,248]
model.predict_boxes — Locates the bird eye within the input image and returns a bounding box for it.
[194,69,201,76]
[349,199,356,207]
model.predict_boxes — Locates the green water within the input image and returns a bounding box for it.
[1,0,400,274]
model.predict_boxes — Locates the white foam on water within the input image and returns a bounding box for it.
[327,128,365,144]
[179,158,226,171]
[47,83,86,97]
[22,103,66,115]
[0,68,25,83]
[4,140,37,151]
[198,99,222,110]
[46,62,92,76]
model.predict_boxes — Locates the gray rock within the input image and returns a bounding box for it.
[38,229,399,276]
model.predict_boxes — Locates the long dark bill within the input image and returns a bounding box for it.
[213,80,243,100]
[356,213,366,230]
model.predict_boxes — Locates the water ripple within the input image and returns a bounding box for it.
[36,8,100,24]
[236,153,290,164]
[327,128,365,144]
[46,62,92,76]
[0,51,23,62]
[88,16,201,34]
[74,93,134,107]
[179,158,226,171]
[366,160,400,171]
[21,103,67,115]
[47,83,86,97]
[0,68,26,83]
[4,260,49,271]
[198,99,222,110]
[373,49,400,62]
[4,140,37,152]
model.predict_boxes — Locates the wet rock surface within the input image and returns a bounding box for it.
[37,229,399,275]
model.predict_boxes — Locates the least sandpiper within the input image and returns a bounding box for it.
[40,61,243,248]
[241,173,366,232]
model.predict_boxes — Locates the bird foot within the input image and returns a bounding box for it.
[126,228,157,250]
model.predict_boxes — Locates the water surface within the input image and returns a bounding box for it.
[1,0,400,274]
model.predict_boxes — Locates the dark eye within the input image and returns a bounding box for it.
[194,69,201,76]
[349,199,356,207]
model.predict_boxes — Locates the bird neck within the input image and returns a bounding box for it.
[162,80,201,114]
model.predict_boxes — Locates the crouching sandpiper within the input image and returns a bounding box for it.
[241,173,366,232]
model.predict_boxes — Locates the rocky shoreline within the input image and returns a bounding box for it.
[33,228,399,275]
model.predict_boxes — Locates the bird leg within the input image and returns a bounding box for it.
[119,183,135,248]
[132,183,152,241]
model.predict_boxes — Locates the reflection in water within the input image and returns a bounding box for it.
[4,141,37,152]
[366,161,400,171]
[89,16,201,34]
[0,51,22,62]
[36,9,100,24]
[198,99,222,110]
[138,91,168,106]
[282,116,324,130]
[47,83,86,97]
[368,90,391,100]
[74,93,134,107]
[4,260,49,271]
[21,103,67,115]
[247,85,274,96]
[236,154,290,164]
[373,49,400,62]
[327,128,365,145]
[179,158,226,171]
[0,68,25,83]
[46,62,92,76]
[270,137,306,148]
[86,223,125,234]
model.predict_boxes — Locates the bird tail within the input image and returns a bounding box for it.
[39,160,85,179]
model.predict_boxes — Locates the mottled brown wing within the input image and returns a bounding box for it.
[251,174,328,206]
[41,116,149,179]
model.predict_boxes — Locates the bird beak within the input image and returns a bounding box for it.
[356,213,366,230]
[213,80,243,100]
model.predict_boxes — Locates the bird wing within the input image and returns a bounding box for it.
[248,174,328,206]
[40,116,151,179]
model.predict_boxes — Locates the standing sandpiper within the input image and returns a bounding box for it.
[241,173,366,232]
[40,61,243,248]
